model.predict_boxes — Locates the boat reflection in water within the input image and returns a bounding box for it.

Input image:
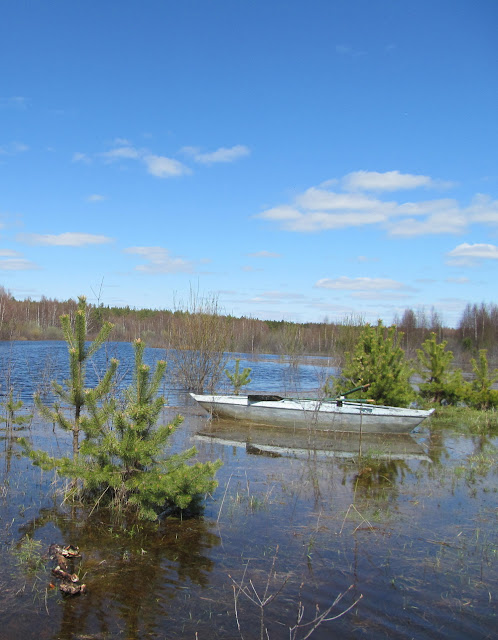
[194,418,431,462]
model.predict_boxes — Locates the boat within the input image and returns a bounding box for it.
[189,390,435,435]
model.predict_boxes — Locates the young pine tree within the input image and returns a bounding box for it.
[466,349,498,410]
[34,295,116,460]
[68,338,222,520]
[328,320,414,407]
[0,388,32,430]
[225,358,252,395]
[415,333,466,405]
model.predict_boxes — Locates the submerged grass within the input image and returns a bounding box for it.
[431,405,498,435]
[11,537,45,573]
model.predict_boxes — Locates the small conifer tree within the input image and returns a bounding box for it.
[34,295,116,460]
[66,338,222,520]
[0,388,32,430]
[466,349,498,410]
[416,333,466,405]
[327,320,414,407]
[225,358,252,395]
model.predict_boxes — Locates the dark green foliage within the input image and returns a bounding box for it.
[225,358,251,395]
[466,350,498,410]
[22,338,222,521]
[327,321,414,407]
[72,338,221,520]
[416,333,467,405]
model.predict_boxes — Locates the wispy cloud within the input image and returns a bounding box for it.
[446,277,470,284]
[99,146,141,162]
[315,276,415,302]
[315,276,410,292]
[244,290,308,305]
[0,96,28,110]
[18,232,113,247]
[335,44,366,57]
[246,250,281,258]
[356,255,379,263]
[256,170,498,237]
[86,194,107,202]
[446,243,498,266]
[74,140,248,178]
[124,246,194,274]
[143,154,191,178]
[0,258,40,271]
[342,170,450,192]
[182,144,250,165]
[72,152,91,164]
[0,141,29,155]
[76,142,190,178]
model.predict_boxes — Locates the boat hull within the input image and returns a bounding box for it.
[190,394,434,435]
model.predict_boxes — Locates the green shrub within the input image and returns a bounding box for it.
[326,321,414,407]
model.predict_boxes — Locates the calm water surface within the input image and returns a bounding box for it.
[0,341,496,639]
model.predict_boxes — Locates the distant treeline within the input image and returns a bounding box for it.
[0,287,496,362]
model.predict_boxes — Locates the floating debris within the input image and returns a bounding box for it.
[47,543,86,596]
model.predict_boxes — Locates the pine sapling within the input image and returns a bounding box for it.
[34,295,116,460]
[225,358,252,395]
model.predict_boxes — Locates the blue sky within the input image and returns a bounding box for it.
[1,1,497,327]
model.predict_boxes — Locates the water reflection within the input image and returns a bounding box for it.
[195,418,430,461]
[17,507,220,640]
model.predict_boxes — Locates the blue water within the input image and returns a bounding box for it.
[0,341,496,640]
[0,340,336,404]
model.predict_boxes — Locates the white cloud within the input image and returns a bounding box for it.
[0,249,21,257]
[446,242,498,266]
[143,154,191,178]
[185,144,250,165]
[343,170,437,192]
[18,232,113,247]
[124,246,194,274]
[0,258,40,271]
[296,187,388,211]
[388,210,466,237]
[315,276,410,292]
[467,194,498,224]
[257,170,494,237]
[99,146,141,162]
[258,208,386,232]
[75,140,248,180]
[86,194,107,202]
[256,205,302,221]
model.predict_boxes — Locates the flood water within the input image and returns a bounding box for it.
[0,341,496,639]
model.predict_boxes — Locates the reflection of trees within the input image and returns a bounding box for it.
[351,459,407,512]
[19,507,220,640]
[353,459,403,495]
[337,457,407,517]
